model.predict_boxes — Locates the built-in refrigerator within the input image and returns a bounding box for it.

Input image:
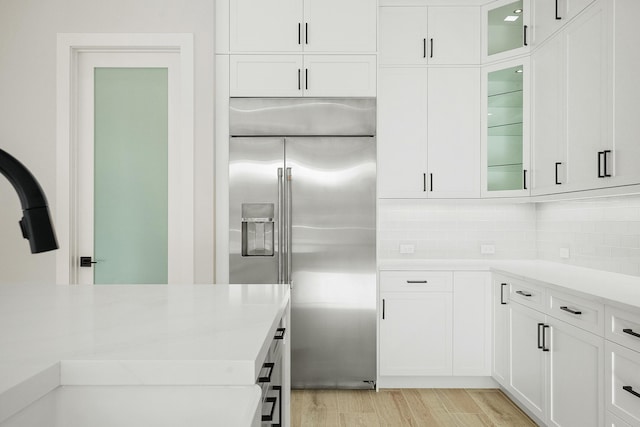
[229,98,376,389]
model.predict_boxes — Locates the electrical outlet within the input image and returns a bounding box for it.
[559,247,570,259]
[399,244,415,254]
[481,244,495,254]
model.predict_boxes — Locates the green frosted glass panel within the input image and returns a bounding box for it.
[487,65,524,191]
[94,68,168,284]
[488,0,524,56]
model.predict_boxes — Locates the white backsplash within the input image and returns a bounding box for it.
[536,195,640,276]
[378,199,537,260]
[379,195,640,277]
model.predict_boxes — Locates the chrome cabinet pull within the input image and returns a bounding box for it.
[560,306,582,315]
[286,167,292,285]
[623,328,640,339]
[516,290,532,297]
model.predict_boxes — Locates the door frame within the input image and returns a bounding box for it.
[56,33,194,285]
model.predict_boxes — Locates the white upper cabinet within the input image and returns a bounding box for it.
[229,0,376,53]
[303,0,376,53]
[483,0,531,63]
[379,6,480,66]
[302,55,377,97]
[378,67,480,199]
[230,0,303,53]
[229,55,304,97]
[531,0,596,48]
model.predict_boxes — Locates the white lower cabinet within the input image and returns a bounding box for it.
[495,273,605,426]
[606,340,640,426]
[379,271,490,381]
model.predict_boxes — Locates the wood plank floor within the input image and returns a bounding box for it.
[291,389,538,427]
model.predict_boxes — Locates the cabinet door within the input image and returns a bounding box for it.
[493,279,511,387]
[230,0,303,52]
[532,0,564,47]
[302,55,376,97]
[229,55,303,97]
[610,0,640,187]
[547,318,604,427]
[510,303,546,421]
[428,7,481,65]
[484,0,531,62]
[379,293,453,376]
[565,1,612,190]
[379,7,429,65]
[303,0,376,52]
[453,272,491,376]
[531,32,566,195]
[427,68,481,198]
[377,68,428,198]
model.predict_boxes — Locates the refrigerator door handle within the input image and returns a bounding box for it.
[286,167,293,286]
[277,167,284,284]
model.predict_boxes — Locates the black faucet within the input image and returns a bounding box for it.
[0,148,58,253]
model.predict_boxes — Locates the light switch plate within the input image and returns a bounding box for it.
[481,244,495,254]
[399,244,415,254]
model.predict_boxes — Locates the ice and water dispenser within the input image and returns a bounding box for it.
[241,203,275,257]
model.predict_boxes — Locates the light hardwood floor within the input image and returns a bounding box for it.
[291,388,537,427]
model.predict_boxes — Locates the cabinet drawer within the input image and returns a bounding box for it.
[380,271,453,293]
[606,341,640,425]
[547,289,605,336]
[606,306,640,353]
[508,278,545,311]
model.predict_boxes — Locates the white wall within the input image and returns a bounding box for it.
[0,0,215,284]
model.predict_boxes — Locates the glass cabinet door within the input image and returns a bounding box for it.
[484,59,530,196]
[485,0,530,61]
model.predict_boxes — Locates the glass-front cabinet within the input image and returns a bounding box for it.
[482,59,530,197]
[483,0,530,62]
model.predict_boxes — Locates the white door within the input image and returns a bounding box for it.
[510,302,547,421]
[427,67,481,198]
[427,7,481,65]
[547,318,604,427]
[377,67,428,198]
[303,0,376,52]
[379,7,429,65]
[76,51,190,285]
[532,32,566,195]
[229,0,303,52]
[379,293,453,376]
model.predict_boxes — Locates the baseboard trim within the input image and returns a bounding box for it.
[377,376,498,389]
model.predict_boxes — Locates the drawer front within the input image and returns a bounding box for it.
[380,271,453,293]
[606,305,640,353]
[548,289,605,336]
[606,341,640,425]
[508,278,545,311]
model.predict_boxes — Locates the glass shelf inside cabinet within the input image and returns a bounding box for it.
[487,65,524,191]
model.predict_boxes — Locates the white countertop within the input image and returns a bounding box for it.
[0,283,289,424]
[379,259,640,310]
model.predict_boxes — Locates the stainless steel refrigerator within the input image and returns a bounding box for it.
[229,98,376,389]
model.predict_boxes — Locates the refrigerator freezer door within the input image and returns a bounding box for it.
[287,136,377,388]
[229,137,284,284]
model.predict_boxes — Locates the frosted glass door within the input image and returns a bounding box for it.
[93,68,168,284]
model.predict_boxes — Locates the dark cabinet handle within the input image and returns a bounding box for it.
[598,151,605,178]
[430,38,434,58]
[623,386,640,399]
[298,23,301,45]
[305,23,308,45]
[382,299,385,320]
[603,150,611,177]
[406,280,428,284]
[258,362,275,383]
[555,162,562,185]
[429,173,433,191]
[80,256,98,267]
[262,391,279,422]
[623,328,640,339]
[524,25,528,46]
[500,283,508,305]
[274,327,286,340]
[538,323,544,349]
[423,38,426,58]
[560,306,582,315]
[555,0,562,19]
[523,169,528,190]
[297,69,301,91]
[516,290,532,297]
[423,173,427,192]
[305,68,308,90]
[543,325,550,351]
